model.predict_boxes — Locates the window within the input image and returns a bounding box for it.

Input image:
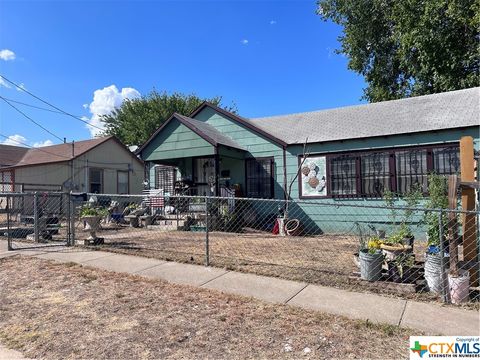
[433,147,460,175]
[89,168,103,193]
[396,149,428,193]
[361,152,391,196]
[246,157,274,198]
[117,171,129,194]
[155,165,176,195]
[330,155,357,196]
[298,144,460,198]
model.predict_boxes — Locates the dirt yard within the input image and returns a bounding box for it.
[0,256,412,359]
[74,225,436,301]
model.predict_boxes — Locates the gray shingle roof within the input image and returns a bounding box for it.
[248,87,480,145]
[175,114,246,151]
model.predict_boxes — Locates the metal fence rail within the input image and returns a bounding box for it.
[66,192,479,306]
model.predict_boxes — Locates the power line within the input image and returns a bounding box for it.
[0,133,71,161]
[0,96,83,117]
[0,74,104,132]
[0,96,64,142]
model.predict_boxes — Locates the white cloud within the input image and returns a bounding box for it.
[85,85,140,137]
[32,139,54,147]
[1,134,55,148]
[0,77,10,88]
[16,83,26,91]
[269,20,277,25]
[0,49,15,61]
[82,103,89,109]
[241,39,249,45]
[1,134,27,146]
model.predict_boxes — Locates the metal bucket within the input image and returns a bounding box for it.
[424,253,447,294]
[359,250,383,281]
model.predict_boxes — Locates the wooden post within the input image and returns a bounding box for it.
[459,136,478,286]
[447,175,459,277]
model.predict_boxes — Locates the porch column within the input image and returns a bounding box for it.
[214,153,220,196]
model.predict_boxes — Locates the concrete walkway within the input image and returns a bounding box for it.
[1,244,479,337]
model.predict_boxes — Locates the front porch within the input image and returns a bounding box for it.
[139,112,275,199]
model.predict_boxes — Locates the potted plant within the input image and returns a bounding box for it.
[359,236,384,281]
[387,253,418,283]
[382,185,421,260]
[423,174,449,294]
[80,206,107,244]
[381,224,414,261]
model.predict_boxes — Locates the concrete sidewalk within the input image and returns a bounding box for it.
[2,245,479,336]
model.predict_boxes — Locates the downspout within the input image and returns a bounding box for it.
[84,158,88,192]
[71,141,75,190]
[283,146,287,201]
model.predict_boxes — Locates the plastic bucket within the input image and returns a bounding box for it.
[424,253,447,294]
[359,250,383,281]
[448,270,470,304]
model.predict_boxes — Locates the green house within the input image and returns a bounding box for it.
[137,87,479,233]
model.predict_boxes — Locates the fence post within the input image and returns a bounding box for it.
[7,195,12,251]
[66,192,71,246]
[33,191,39,243]
[205,196,210,266]
[69,191,75,246]
[438,209,450,303]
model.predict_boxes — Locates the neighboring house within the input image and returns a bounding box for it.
[0,136,144,194]
[138,88,479,232]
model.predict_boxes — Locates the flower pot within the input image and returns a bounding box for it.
[82,215,101,241]
[359,250,383,281]
[380,243,412,261]
[424,253,448,294]
[448,270,470,304]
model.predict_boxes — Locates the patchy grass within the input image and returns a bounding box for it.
[0,256,413,359]
[77,227,448,302]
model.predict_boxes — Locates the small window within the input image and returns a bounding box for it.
[360,152,391,196]
[433,147,460,175]
[117,171,129,194]
[396,149,428,193]
[155,166,176,195]
[89,168,103,193]
[245,158,274,199]
[330,155,357,196]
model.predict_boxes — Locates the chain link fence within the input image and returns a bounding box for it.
[1,192,71,249]
[68,192,479,306]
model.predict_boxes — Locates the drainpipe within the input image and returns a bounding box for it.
[282,146,288,200]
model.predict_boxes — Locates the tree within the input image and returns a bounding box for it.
[317,0,480,102]
[101,91,237,146]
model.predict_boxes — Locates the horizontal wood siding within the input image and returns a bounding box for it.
[142,120,214,161]
[282,126,480,233]
[194,107,285,199]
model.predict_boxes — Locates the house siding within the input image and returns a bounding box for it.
[193,107,286,199]
[282,126,480,235]
[141,120,214,162]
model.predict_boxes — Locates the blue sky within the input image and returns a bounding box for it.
[0,0,365,147]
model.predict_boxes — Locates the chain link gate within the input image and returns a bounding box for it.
[3,192,73,250]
